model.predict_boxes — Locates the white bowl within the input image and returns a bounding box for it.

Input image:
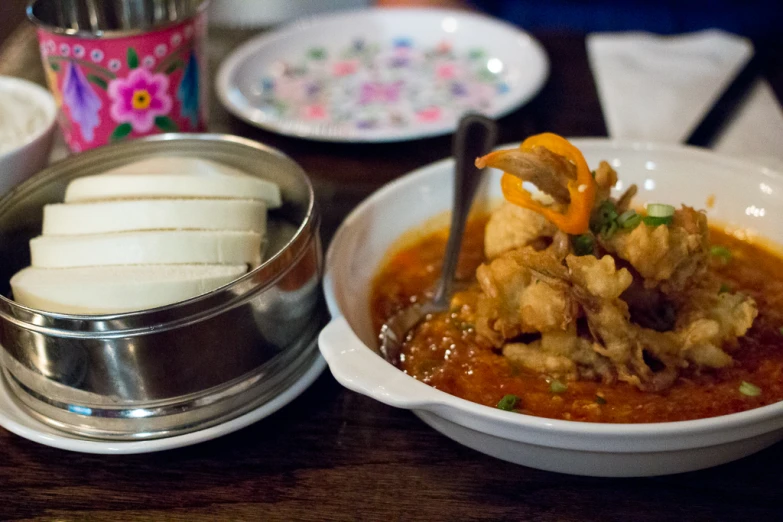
[0,76,58,197]
[319,139,783,477]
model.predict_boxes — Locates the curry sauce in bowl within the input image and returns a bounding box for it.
[371,214,783,424]
[320,137,783,476]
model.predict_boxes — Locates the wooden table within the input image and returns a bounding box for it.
[2,19,783,522]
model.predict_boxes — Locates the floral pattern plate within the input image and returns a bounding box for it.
[216,8,549,142]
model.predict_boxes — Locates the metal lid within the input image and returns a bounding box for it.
[27,0,210,39]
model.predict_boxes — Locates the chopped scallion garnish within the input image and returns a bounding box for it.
[710,245,732,263]
[602,220,619,239]
[550,380,568,394]
[497,394,520,411]
[718,283,731,294]
[646,203,676,218]
[643,215,673,227]
[617,210,641,230]
[571,234,595,256]
[739,381,761,397]
[594,395,607,405]
[590,200,619,237]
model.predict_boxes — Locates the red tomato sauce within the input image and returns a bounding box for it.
[370,215,783,423]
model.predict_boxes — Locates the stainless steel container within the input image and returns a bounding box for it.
[28,0,209,36]
[0,134,324,440]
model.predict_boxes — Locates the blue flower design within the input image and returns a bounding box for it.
[177,51,200,127]
[62,61,101,142]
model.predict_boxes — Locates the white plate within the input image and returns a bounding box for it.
[0,352,326,454]
[319,139,783,476]
[216,8,548,142]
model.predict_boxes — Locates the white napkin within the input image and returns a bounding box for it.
[587,30,783,169]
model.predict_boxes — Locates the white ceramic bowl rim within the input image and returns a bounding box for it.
[322,139,783,448]
[0,76,58,160]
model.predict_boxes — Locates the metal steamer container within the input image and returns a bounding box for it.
[0,134,324,440]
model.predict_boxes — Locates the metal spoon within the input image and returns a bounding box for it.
[378,114,498,364]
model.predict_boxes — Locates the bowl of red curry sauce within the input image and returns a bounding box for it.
[319,140,783,477]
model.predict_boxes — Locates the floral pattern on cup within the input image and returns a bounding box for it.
[36,12,207,152]
[255,37,511,133]
[108,68,173,136]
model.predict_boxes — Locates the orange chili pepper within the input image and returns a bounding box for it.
[476,132,596,235]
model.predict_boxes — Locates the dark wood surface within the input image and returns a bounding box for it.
[1,17,783,522]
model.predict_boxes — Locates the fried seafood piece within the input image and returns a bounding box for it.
[484,202,557,259]
[503,329,613,381]
[593,161,618,204]
[567,255,758,390]
[480,145,576,204]
[475,248,578,346]
[566,255,686,391]
[474,133,758,392]
[601,206,709,294]
[675,285,758,368]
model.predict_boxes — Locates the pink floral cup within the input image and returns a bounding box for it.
[28,0,209,152]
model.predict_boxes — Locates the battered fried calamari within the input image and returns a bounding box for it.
[474,136,758,391]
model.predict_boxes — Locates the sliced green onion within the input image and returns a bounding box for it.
[594,395,607,405]
[618,210,638,226]
[718,283,731,294]
[571,234,595,256]
[550,380,568,394]
[643,215,673,227]
[739,381,761,397]
[590,200,619,235]
[622,213,642,230]
[710,245,732,263]
[647,203,676,218]
[602,220,619,239]
[497,394,520,411]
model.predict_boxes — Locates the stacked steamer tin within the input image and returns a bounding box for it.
[0,134,324,440]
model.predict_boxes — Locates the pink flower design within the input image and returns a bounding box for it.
[108,68,172,133]
[436,63,457,79]
[416,107,442,122]
[359,81,403,105]
[303,104,327,120]
[436,40,452,54]
[332,60,359,77]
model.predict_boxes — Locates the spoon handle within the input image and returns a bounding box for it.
[431,114,498,308]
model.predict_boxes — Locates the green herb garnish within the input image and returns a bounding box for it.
[643,215,673,227]
[571,234,595,256]
[617,210,642,230]
[646,203,676,218]
[550,380,568,394]
[595,395,607,405]
[718,283,731,294]
[497,394,520,411]
[739,381,761,397]
[710,245,732,264]
[590,200,619,237]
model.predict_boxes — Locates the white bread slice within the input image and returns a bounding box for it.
[30,230,263,268]
[11,264,247,314]
[64,157,282,208]
[43,199,267,235]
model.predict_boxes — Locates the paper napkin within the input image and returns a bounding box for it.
[587,30,783,169]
